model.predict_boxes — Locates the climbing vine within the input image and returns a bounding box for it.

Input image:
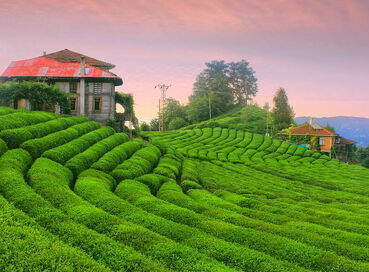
[110,92,139,134]
[0,81,71,114]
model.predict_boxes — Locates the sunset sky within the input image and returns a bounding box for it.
[0,0,368,122]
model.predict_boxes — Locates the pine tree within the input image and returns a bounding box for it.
[272,88,294,131]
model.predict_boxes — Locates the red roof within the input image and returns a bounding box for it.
[0,57,122,86]
[280,122,338,136]
[340,136,356,145]
[42,49,115,69]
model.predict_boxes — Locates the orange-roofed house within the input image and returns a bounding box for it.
[280,119,356,162]
[0,49,123,122]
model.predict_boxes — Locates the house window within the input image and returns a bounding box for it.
[336,137,341,144]
[70,82,77,93]
[93,97,102,112]
[319,137,325,146]
[70,97,78,112]
[93,82,102,94]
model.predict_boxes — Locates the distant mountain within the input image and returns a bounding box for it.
[295,116,369,147]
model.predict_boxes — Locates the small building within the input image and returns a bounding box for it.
[0,49,123,122]
[280,119,356,162]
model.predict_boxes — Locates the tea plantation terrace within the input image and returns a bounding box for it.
[1,107,369,271]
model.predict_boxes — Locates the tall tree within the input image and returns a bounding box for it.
[272,88,294,131]
[164,98,187,127]
[191,60,234,119]
[228,60,258,106]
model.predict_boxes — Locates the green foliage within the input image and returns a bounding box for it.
[111,145,161,182]
[140,121,150,131]
[272,88,294,131]
[0,195,109,272]
[91,140,143,173]
[21,121,100,158]
[65,133,128,178]
[0,116,87,149]
[0,81,71,113]
[168,117,188,130]
[2,109,369,271]
[149,118,159,131]
[0,111,56,131]
[0,138,7,157]
[42,126,115,164]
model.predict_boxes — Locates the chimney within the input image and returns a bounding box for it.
[309,117,313,126]
[80,56,86,76]
[43,51,46,56]
[79,56,86,115]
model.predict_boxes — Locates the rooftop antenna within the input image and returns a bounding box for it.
[155,84,170,132]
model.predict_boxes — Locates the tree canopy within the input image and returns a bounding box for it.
[272,88,294,131]
[187,60,258,123]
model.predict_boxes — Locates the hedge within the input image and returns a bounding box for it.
[0,116,88,149]
[0,106,16,115]
[0,195,110,271]
[0,111,56,131]
[0,154,166,271]
[28,158,232,272]
[42,126,115,164]
[65,133,128,177]
[72,171,305,272]
[111,145,161,182]
[0,138,7,157]
[154,181,369,272]
[91,140,143,173]
[20,121,100,158]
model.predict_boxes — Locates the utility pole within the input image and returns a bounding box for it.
[265,102,270,136]
[155,84,170,132]
[208,92,212,120]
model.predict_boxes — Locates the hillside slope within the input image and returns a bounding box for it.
[183,105,269,134]
[295,116,369,147]
[1,107,369,271]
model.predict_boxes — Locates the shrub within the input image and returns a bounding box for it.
[0,138,7,157]
[91,140,143,173]
[65,133,128,177]
[20,121,100,158]
[0,111,56,131]
[42,126,115,164]
[181,180,202,192]
[0,116,87,149]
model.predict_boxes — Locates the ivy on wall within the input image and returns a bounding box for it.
[0,81,71,114]
[112,92,139,133]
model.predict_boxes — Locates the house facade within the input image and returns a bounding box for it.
[280,119,356,162]
[0,49,123,122]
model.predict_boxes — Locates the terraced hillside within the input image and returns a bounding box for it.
[1,107,369,271]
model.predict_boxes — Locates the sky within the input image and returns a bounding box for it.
[0,0,368,122]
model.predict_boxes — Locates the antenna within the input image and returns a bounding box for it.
[155,84,170,132]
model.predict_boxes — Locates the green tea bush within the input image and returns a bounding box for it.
[91,140,143,173]
[0,138,7,157]
[181,180,202,192]
[0,116,87,149]
[294,146,306,156]
[42,126,115,164]
[0,106,16,115]
[65,133,128,177]
[111,146,161,182]
[0,195,110,272]
[0,111,56,131]
[28,159,231,272]
[20,121,100,158]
